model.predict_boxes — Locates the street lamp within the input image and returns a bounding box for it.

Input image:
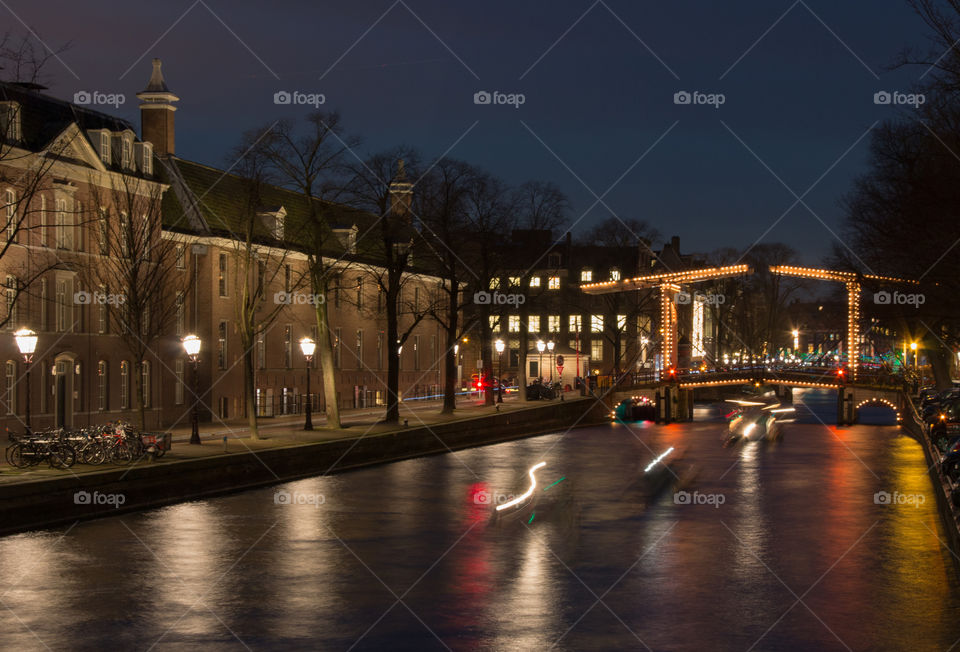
[14,328,36,435]
[495,339,504,403]
[300,337,316,430]
[182,334,202,445]
[792,329,799,353]
[910,341,918,371]
[536,340,545,381]
[547,341,555,382]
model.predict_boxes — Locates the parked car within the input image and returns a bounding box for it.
[526,380,556,400]
[930,400,960,451]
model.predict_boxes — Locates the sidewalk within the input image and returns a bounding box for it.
[0,390,584,484]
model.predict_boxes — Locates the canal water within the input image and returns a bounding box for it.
[1,389,959,651]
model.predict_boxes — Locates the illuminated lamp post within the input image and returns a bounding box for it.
[910,341,918,371]
[300,337,316,430]
[182,334,202,445]
[547,341,555,382]
[13,328,36,435]
[495,339,504,403]
[536,340,545,382]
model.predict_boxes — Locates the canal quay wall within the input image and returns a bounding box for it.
[0,397,608,536]
[903,402,960,567]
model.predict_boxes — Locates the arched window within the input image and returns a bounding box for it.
[5,360,15,415]
[97,361,108,411]
[120,361,129,409]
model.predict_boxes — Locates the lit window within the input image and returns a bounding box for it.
[569,315,582,332]
[508,315,520,333]
[5,360,15,414]
[122,138,132,169]
[528,315,540,332]
[284,325,292,368]
[610,269,620,281]
[591,339,603,361]
[120,361,129,408]
[548,315,560,333]
[580,269,592,282]
[142,143,152,175]
[4,188,15,241]
[617,314,627,330]
[508,276,520,287]
[489,278,500,290]
[591,315,604,333]
[175,359,184,405]
[99,132,110,164]
[97,361,108,410]
[489,315,500,332]
[218,253,228,297]
[176,244,185,269]
[218,321,227,369]
[529,276,541,288]
[548,276,560,290]
[141,361,150,408]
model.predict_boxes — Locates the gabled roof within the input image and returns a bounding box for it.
[0,81,145,174]
[159,156,426,268]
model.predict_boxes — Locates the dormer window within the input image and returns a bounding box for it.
[333,225,358,254]
[0,102,21,141]
[134,142,152,175]
[610,268,621,281]
[121,138,132,169]
[258,207,286,241]
[99,132,110,164]
[580,268,592,282]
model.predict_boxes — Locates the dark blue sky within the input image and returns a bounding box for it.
[12,0,934,263]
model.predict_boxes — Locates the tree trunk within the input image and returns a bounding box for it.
[242,339,259,440]
[133,359,146,430]
[384,282,401,424]
[442,287,458,414]
[314,292,340,428]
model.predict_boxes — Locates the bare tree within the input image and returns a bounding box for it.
[347,149,433,424]
[84,175,185,429]
[252,111,358,428]
[416,158,476,413]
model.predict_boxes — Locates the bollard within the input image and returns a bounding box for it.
[404,419,409,428]
[223,436,228,452]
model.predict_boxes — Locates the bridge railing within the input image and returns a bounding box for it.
[590,365,911,391]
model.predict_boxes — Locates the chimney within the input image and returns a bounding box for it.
[136,59,178,156]
[388,159,413,220]
[670,235,680,254]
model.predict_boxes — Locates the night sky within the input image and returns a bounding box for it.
[8,0,933,263]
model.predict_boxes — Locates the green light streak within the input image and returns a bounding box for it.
[528,512,536,524]
[543,476,566,491]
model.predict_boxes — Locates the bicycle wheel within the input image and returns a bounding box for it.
[110,442,132,465]
[49,443,76,469]
[6,443,30,468]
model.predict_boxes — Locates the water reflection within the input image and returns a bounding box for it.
[0,396,959,650]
